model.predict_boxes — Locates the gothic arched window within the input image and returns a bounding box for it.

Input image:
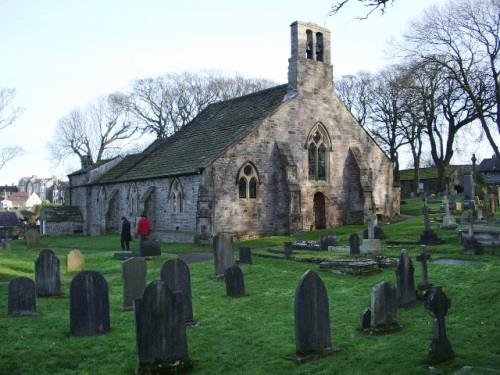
[237,162,259,200]
[128,184,139,217]
[169,179,184,213]
[306,123,331,181]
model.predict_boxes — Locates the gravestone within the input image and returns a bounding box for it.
[135,281,193,374]
[224,265,246,298]
[463,172,474,201]
[0,238,11,250]
[35,249,62,296]
[213,232,234,278]
[8,277,38,317]
[67,249,85,272]
[361,281,400,334]
[70,271,110,336]
[284,242,293,259]
[361,209,382,252]
[396,250,416,307]
[420,199,442,244]
[362,226,386,240]
[441,196,457,229]
[122,257,147,311]
[416,246,433,298]
[25,229,40,249]
[349,233,360,255]
[239,247,252,264]
[139,239,161,257]
[294,270,338,362]
[463,215,484,255]
[320,234,337,250]
[160,259,195,324]
[425,286,455,364]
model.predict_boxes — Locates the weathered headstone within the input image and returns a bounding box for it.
[25,229,40,249]
[122,257,147,311]
[224,265,246,298]
[320,234,337,250]
[441,196,457,229]
[396,250,416,307]
[361,281,400,334]
[8,277,38,317]
[420,199,442,244]
[284,242,293,259]
[463,172,474,201]
[425,286,455,364]
[349,233,360,255]
[416,246,432,296]
[70,271,110,336]
[463,214,484,255]
[160,259,194,324]
[35,249,62,296]
[213,232,234,277]
[294,270,338,362]
[139,239,161,257]
[363,226,386,240]
[135,281,193,374]
[67,249,85,272]
[239,247,252,264]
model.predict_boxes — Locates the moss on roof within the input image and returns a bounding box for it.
[399,165,470,181]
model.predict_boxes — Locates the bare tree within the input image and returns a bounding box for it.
[48,94,138,165]
[335,72,374,127]
[404,0,500,157]
[0,88,24,171]
[330,0,394,18]
[119,71,275,139]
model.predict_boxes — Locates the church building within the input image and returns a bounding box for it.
[68,21,398,243]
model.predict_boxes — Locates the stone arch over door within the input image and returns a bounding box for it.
[139,187,156,230]
[105,189,119,234]
[313,192,326,229]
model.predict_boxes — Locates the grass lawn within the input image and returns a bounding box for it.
[1,208,500,374]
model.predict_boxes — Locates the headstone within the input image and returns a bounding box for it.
[224,265,246,298]
[67,249,85,272]
[367,209,376,239]
[360,308,371,330]
[122,257,147,311]
[349,233,360,255]
[139,239,161,257]
[294,270,338,362]
[361,281,400,333]
[463,215,484,255]
[25,229,40,249]
[135,281,193,374]
[0,238,11,250]
[463,172,474,201]
[239,247,252,264]
[395,250,416,307]
[70,271,110,336]
[213,232,234,277]
[35,249,62,296]
[363,226,386,240]
[7,277,38,317]
[416,246,432,292]
[320,234,337,250]
[441,196,457,229]
[420,199,442,244]
[425,286,455,364]
[284,242,293,259]
[160,259,194,324]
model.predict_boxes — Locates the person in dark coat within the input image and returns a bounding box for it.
[120,216,132,250]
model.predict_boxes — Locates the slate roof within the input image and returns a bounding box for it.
[478,156,500,172]
[40,206,83,223]
[67,157,120,177]
[0,212,22,227]
[95,84,289,184]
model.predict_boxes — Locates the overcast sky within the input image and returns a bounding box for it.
[1,0,489,185]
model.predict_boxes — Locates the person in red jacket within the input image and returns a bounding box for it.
[136,213,151,242]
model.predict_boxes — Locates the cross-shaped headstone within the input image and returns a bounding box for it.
[367,208,375,240]
[425,286,454,364]
[416,246,431,287]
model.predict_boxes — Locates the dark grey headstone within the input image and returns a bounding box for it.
[416,246,432,288]
[224,265,246,298]
[239,247,252,264]
[8,277,38,317]
[35,249,62,297]
[70,271,110,336]
[135,281,192,373]
[122,257,147,311]
[294,270,335,358]
[360,308,371,330]
[396,250,417,307]
[349,233,360,255]
[425,286,455,364]
[320,234,337,250]
[160,259,194,324]
[213,232,234,277]
[139,240,161,257]
[463,172,474,201]
[370,281,398,328]
[284,242,293,259]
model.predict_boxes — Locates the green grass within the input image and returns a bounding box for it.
[1,208,500,374]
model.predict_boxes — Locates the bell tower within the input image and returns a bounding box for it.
[288,21,333,93]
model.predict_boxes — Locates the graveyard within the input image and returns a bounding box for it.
[1,199,500,374]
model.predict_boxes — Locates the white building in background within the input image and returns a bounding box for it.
[17,176,67,205]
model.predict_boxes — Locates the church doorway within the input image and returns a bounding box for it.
[313,192,326,229]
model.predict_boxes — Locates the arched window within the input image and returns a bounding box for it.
[237,162,259,200]
[306,123,331,181]
[316,32,324,62]
[306,29,313,59]
[128,184,139,217]
[169,179,184,213]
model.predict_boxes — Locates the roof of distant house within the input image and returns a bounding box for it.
[0,212,22,227]
[9,192,30,203]
[478,155,500,172]
[399,165,471,181]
